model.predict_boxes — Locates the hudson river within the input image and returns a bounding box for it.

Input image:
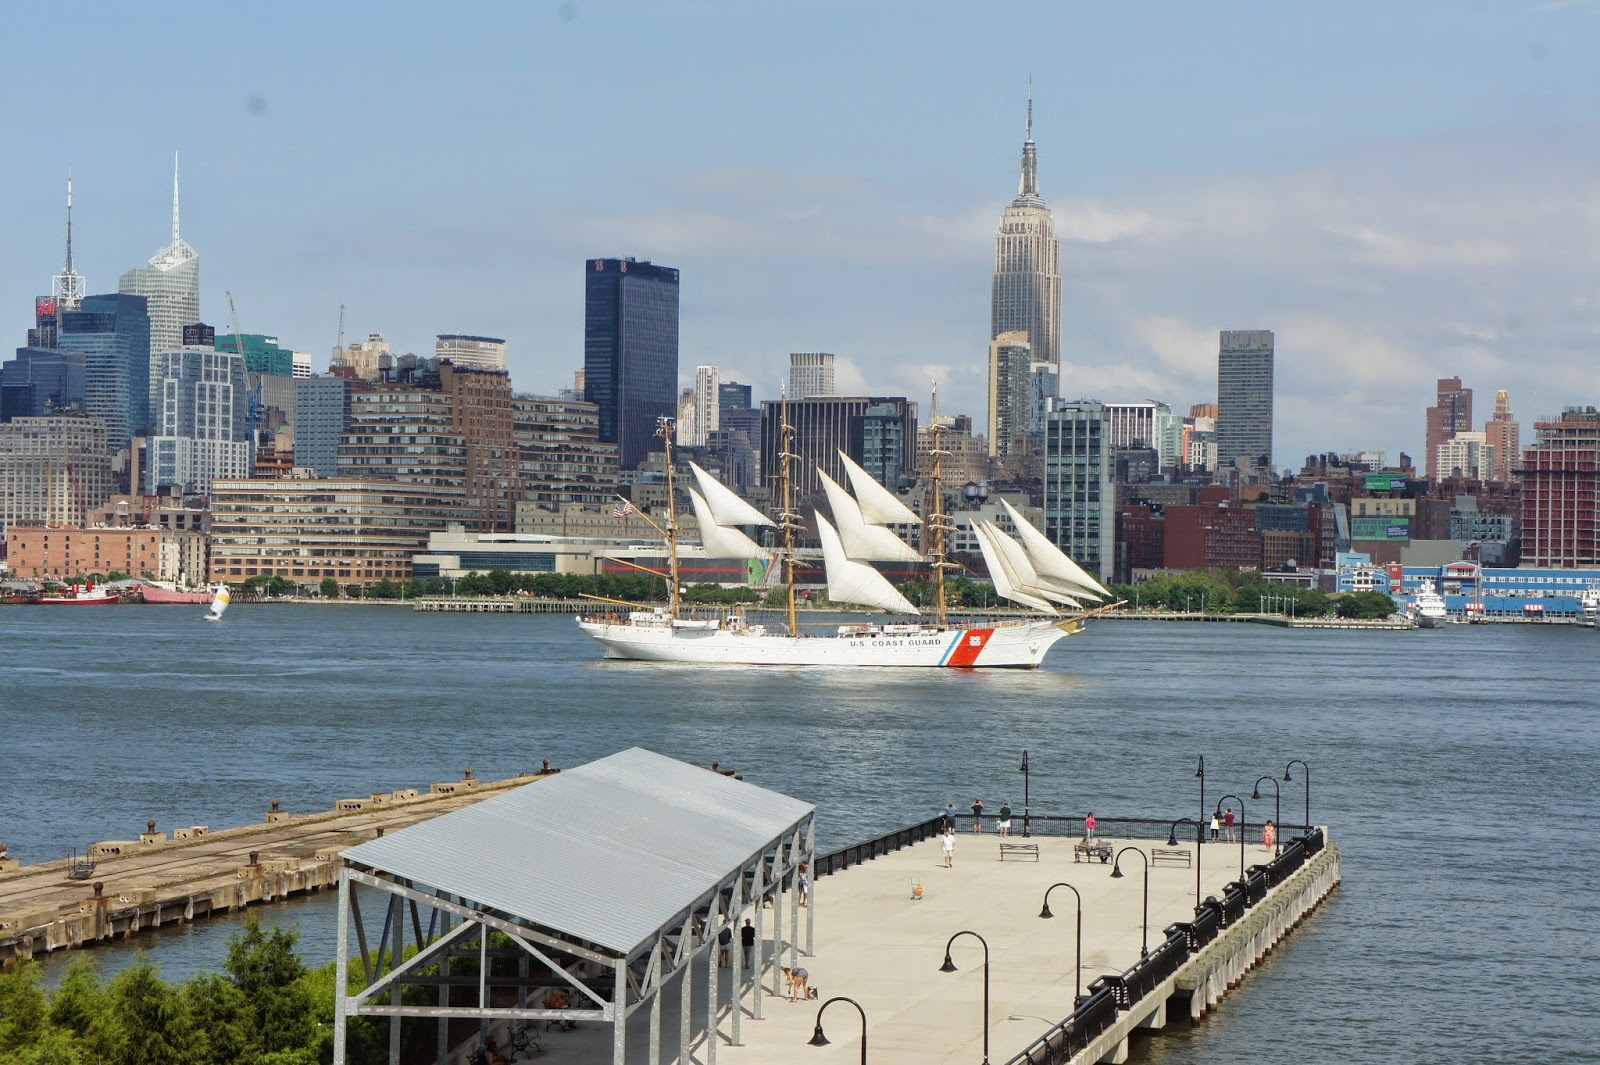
[4,605,1595,1063]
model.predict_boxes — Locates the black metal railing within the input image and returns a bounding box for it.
[1012,985,1120,1064]
[812,816,944,878]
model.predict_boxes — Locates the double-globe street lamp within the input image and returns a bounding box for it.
[1252,775,1282,857]
[1284,759,1311,838]
[1109,847,1151,958]
[1166,817,1204,913]
[1213,795,1247,881]
[808,995,868,1064]
[938,930,992,1065]
[1038,882,1084,1007]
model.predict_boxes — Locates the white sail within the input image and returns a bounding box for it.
[972,522,1056,614]
[688,489,770,560]
[837,452,922,527]
[998,498,1111,599]
[688,462,774,527]
[206,585,231,620]
[985,521,1082,608]
[818,471,925,563]
[815,512,919,615]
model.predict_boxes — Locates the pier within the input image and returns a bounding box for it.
[413,596,601,613]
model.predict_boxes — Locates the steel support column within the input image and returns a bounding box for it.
[334,872,351,1065]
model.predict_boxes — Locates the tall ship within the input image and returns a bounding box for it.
[577,392,1118,668]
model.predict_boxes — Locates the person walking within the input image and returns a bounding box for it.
[971,798,985,834]
[1085,811,1097,840]
[941,825,955,867]
[740,918,756,968]
[998,802,1012,837]
[1209,812,1220,843]
[1262,819,1277,851]
[798,865,809,907]
[718,924,732,967]
[1223,806,1236,844]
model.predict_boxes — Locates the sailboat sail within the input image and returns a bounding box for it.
[998,498,1110,599]
[984,521,1081,608]
[818,472,925,563]
[688,489,770,560]
[837,452,922,527]
[972,523,1056,614]
[206,585,230,620]
[688,462,774,528]
[815,512,920,615]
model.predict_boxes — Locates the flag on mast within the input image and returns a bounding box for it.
[613,500,636,518]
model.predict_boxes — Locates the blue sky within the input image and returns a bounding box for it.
[3,0,1597,467]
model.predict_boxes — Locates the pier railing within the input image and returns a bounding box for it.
[812,816,945,878]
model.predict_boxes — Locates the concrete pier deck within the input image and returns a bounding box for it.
[0,770,551,965]
[516,830,1340,1065]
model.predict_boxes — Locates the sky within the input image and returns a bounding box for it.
[2,0,1597,468]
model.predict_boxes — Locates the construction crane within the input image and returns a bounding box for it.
[226,291,245,356]
[226,291,264,429]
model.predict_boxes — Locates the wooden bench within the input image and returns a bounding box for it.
[1073,839,1112,864]
[1151,847,1192,868]
[998,842,1040,862]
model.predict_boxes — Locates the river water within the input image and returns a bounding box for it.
[3,605,1595,1063]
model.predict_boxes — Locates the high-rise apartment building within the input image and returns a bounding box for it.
[987,331,1033,458]
[759,396,916,497]
[675,388,699,446]
[1424,377,1473,480]
[788,353,836,400]
[584,258,680,469]
[294,376,353,477]
[690,365,720,447]
[1483,389,1520,483]
[1104,401,1182,471]
[1520,407,1600,567]
[512,395,621,508]
[435,334,507,372]
[1435,432,1492,482]
[117,156,199,382]
[1215,330,1275,475]
[58,294,151,454]
[991,90,1061,404]
[1042,400,1113,581]
[0,414,112,531]
[147,349,252,494]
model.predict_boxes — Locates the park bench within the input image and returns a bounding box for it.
[1073,839,1112,864]
[1151,847,1192,868]
[998,842,1039,862]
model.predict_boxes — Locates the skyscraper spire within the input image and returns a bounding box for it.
[172,150,181,247]
[1015,80,1041,206]
[53,172,87,307]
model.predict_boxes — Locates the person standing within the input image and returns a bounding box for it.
[998,802,1012,837]
[971,798,985,834]
[740,918,756,968]
[1085,811,1097,840]
[1209,812,1220,843]
[1263,819,1277,851]
[1224,806,1236,844]
[941,826,955,867]
[798,865,809,907]
[718,924,732,967]
[943,801,957,832]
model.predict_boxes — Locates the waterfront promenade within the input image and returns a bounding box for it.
[515,830,1339,1065]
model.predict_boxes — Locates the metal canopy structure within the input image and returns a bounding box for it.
[333,748,817,1065]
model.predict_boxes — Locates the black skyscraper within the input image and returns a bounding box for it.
[583,258,679,470]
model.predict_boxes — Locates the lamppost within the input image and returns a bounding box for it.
[1284,759,1311,837]
[938,931,991,1065]
[1195,755,1206,830]
[1252,775,1282,857]
[1109,848,1151,958]
[808,995,868,1064]
[1038,883,1084,1006]
[1019,751,1031,838]
[1213,795,1247,880]
[1166,817,1204,912]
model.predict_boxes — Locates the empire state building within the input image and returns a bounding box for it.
[989,90,1060,455]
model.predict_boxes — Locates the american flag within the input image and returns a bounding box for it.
[613,501,636,518]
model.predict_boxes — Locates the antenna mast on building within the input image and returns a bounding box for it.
[52,174,87,308]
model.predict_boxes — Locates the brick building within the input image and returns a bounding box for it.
[6,526,206,582]
[1162,502,1260,570]
[1520,407,1600,567]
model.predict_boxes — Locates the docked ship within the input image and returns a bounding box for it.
[40,580,120,606]
[139,581,214,604]
[1581,583,1599,628]
[577,393,1118,668]
[1409,580,1448,629]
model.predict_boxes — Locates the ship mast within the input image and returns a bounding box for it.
[778,390,801,635]
[924,383,956,626]
[658,416,682,618]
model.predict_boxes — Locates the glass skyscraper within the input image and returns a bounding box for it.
[1215,330,1275,475]
[1043,400,1113,581]
[583,258,680,470]
[147,349,252,494]
[58,294,151,454]
[2,347,86,420]
[118,157,199,388]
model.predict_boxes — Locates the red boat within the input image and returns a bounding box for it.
[138,583,213,604]
[40,581,120,605]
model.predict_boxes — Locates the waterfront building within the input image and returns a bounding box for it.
[1520,406,1600,567]
[788,352,836,400]
[0,414,112,532]
[207,477,463,585]
[1215,330,1275,476]
[1435,431,1493,482]
[1424,376,1473,481]
[1483,389,1520,483]
[340,362,523,532]
[293,376,353,478]
[2,347,86,420]
[1105,401,1182,471]
[58,294,151,454]
[987,331,1033,458]
[991,88,1061,399]
[117,156,198,386]
[1042,400,1113,580]
[758,395,917,497]
[1163,501,1261,571]
[584,258,680,470]
[512,394,621,508]
[434,334,507,372]
[147,348,252,495]
[4,525,206,583]
[514,501,692,542]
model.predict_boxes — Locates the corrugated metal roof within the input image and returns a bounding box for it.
[341,748,814,958]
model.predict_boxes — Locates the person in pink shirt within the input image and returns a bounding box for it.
[1084,812,1097,840]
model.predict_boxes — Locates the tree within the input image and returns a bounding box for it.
[319,577,339,598]
[105,959,193,1065]
[222,919,315,1060]
[1335,591,1396,619]
[0,960,50,1055]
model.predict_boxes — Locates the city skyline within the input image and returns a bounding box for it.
[2,2,1597,468]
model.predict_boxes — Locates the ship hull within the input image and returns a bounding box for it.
[39,594,120,605]
[139,586,213,604]
[576,616,1079,668]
